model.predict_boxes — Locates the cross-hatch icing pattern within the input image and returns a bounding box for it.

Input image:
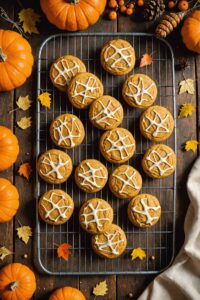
[146,149,174,176]
[91,99,121,126]
[125,77,155,105]
[53,59,80,86]
[78,162,107,190]
[40,153,69,179]
[113,167,140,195]
[132,198,160,225]
[95,230,124,255]
[81,201,111,230]
[105,43,133,70]
[41,192,72,222]
[53,116,81,147]
[143,110,170,137]
[72,77,99,104]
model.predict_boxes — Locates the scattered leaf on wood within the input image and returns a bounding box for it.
[38,92,51,109]
[0,246,12,261]
[16,226,32,244]
[16,95,32,111]
[18,8,40,34]
[184,140,199,153]
[17,116,32,129]
[93,280,108,297]
[18,163,32,180]
[131,247,146,260]
[178,103,195,118]
[179,78,195,95]
[57,243,72,261]
[139,53,152,68]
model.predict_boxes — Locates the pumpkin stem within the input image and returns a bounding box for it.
[0,47,7,62]
[9,281,19,291]
[70,0,79,4]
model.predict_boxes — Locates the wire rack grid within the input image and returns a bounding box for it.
[36,33,177,275]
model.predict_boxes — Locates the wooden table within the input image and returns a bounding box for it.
[0,1,199,299]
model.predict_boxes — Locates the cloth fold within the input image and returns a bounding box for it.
[138,157,200,300]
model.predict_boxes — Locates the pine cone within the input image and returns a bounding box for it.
[142,0,165,21]
[155,13,184,38]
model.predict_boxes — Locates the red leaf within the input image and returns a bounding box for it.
[57,243,72,261]
[139,53,152,68]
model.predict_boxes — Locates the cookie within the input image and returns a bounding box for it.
[142,144,176,179]
[100,39,135,75]
[109,165,142,199]
[99,128,136,164]
[50,55,86,92]
[37,149,73,184]
[122,74,157,108]
[50,114,85,149]
[89,95,124,130]
[91,224,127,259]
[38,189,74,225]
[128,193,161,228]
[75,159,108,193]
[79,198,113,234]
[67,72,104,109]
[140,106,174,142]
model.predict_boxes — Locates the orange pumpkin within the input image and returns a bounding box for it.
[49,286,86,300]
[0,126,19,172]
[0,263,36,300]
[0,30,34,91]
[40,0,106,32]
[0,178,19,223]
[181,10,200,54]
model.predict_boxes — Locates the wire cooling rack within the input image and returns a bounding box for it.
[36,33,176,275]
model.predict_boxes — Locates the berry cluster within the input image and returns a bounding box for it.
[168,0,189,11]
[108,0,144,20]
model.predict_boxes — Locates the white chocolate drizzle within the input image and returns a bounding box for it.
[40,153,69,179]
[146,149,174,176]
[53,59,80,86]
[113,167,140,195]
[72,76,99,104]
[94,230,124,255]
[78,162,107,190]
[132,198,160,225]
[143,109,170,137]
[104,43,133,70]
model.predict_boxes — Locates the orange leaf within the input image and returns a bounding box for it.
[57,243,72,261]
[18,163,32,180]
[139,53,152,68]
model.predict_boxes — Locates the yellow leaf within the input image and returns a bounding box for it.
[17,117,32,129]
[184,140,199,153]
[18,163,32,180]
[16,95,32,111]
[179,79,195,95]
[38,92,51,109]
[131,248,146,260]
[16,226,32,244]
[178,103,195,118]
[0,246,12,261]
[18,8,40,34]
[93,280,108,296]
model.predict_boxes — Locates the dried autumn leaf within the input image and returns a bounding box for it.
[17,116,32,129]
[139,53,152,68]
[131,247,146,260]
[16,95,32,111]
[38,92,51,109]
[179,78,195,95]
[18,8,40,34]
[18,163,32,180]
[0,246,12,261]
[16,226,32,244]
[57,243,72,261]
[93,280,108,297]
[178,103,195,118]
[184,139,199,153]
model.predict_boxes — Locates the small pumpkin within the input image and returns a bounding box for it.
[181,10,200,54]
[0,126,19,172]
[40,0,106,32]
[0,263,36,300]
[49,286,86,300]
[0,30,34,91]
[0,178,19,223]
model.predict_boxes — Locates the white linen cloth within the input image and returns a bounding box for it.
[138,157,200,300]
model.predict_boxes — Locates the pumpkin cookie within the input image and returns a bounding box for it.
[75,159,108,193]
[99,128,136,164]
[67,72,104,109]
[50,55,86,92]
[142,144,176,179]
[109,165,142,199]
[140,106,174,142]
[100,39,135,75]
[91,224,127,259]
[122,74,157,108]
[37,149,73,184]
[50,114,85,149]
[38,189,74,225]
[79,198,113,234]
[89,95,124,130]
[128,194,161,228]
